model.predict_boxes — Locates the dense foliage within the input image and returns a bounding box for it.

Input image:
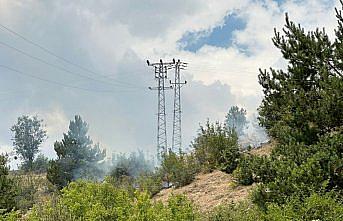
[192,121,239,173]
[232,4,343,219]
[2,3,343,221]
[159,150,199,188]
[258,13,343,145]
[28,180,198,221]
[11,115,47,171]
[47,115,106,189]
[0,155,17,213]
[208,193,343,221]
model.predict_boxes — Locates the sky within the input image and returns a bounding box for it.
[0,0,339,166]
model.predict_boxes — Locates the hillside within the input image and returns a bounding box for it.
[249,139,275,156]
[153,142,274,213]
[153,170,254,213]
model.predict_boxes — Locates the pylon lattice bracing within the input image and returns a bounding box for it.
[170,60,187,152]
[147,59,187,158]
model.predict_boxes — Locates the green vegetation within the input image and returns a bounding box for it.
[258,14,343,144]
[47,115,106,189]
[11,115,47,171]
[0,155,17,214]
[208,194,343,221]
[159,150,199,188]
[229,4,343,220]
[30,154,49,173]
[28,180,198,221]
[192,120,239,173]
[1,2,342,221]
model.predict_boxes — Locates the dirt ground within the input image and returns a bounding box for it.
[153,170,254,213]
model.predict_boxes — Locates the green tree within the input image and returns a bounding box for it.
[11,115,47,171]
[159,150,199,188]
[30,154,49,173]
[225,106,248,136]
[258,12,343,145]
[47,115,105,189]
[192,120,239,173]
[0,155,17,213]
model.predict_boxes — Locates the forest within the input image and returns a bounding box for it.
[1,2,343,221]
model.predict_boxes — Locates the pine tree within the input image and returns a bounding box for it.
[258,12,343,145]
[0,155,17,212]
[47,115,105,189]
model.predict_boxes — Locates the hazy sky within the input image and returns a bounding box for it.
[0,0,339,164]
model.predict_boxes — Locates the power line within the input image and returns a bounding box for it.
[0,40,144,89]
[0,23,144,88]
[0,65,143,93]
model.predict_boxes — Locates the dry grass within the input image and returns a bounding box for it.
[153,170,254,213]
[249,139,276,156]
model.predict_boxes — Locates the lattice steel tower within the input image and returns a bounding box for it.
[147,59,173,158]
[170,59,187,152]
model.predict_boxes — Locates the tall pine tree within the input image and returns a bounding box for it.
[47,115,105,189]
[258,12,343,145]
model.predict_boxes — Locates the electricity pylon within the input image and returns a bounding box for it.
[170,59,187,152]
[147,59,173,158]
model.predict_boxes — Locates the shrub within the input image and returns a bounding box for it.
[208,201,263,221]
[0,210,21,221]
[135,171,162,196]
[160,150,199,188]
[233,155,256,185]
[264,193,343,221]
[233,154,277,186]
[192,120,239,173]
[250,131,343,208]
[28,180,199,221]
[208,193,343,221]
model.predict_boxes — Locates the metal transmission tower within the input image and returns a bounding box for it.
[170,59,187,152]
[147,59,173,158]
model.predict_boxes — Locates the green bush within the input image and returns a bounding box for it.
[0,210,21,221]
[265,193,343,221]
[233,155,256,185]
[160,150,199,188]
[135,171,162,196]
[207,201,263,221]
[208,193,343,221]
[28,180,199,221]
[192,120,239,173]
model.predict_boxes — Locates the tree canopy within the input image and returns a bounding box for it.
[258,13,343,145]
[11,115,47,171]
[47,115,105,189]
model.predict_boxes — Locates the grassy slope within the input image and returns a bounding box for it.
[153,142,275,213]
